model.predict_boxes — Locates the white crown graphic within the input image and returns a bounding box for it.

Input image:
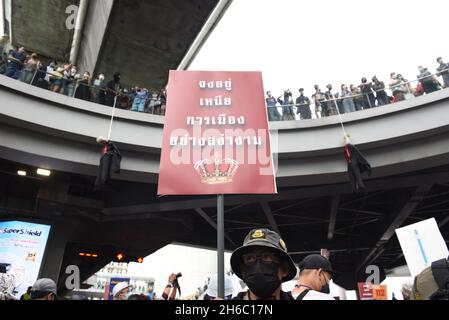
[194,154,239,185]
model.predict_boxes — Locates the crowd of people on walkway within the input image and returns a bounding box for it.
[1,228,447,301]
[2,47,449,122]
[267,58,449,121]
[0,47,167,115]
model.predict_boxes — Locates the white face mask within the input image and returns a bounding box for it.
[99,75,105,81]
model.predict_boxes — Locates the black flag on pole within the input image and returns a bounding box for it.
[344,143,372,193]
[95,141,122,188]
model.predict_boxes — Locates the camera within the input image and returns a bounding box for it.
[175,272,182,278]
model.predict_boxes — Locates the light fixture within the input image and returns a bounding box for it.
[37,168,51,177]
[17,171,27,176]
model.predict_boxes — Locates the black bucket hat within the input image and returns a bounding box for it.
[230,228,297,282]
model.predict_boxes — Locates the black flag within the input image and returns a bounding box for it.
[95,141,122,188]
[344,143,372,193]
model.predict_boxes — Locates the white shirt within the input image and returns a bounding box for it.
[292,289,335,300]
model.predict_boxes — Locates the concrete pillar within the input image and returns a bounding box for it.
[0,0,4,37]
[76,0,114,75]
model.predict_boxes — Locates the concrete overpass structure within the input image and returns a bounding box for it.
[2,74,449,291]
[4,0,231,88]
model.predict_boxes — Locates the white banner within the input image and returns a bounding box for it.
[395,218,448,277]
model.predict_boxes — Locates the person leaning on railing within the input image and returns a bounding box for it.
[4,47,26,80]
[436,57,449,88]
[75,71,92,102]
[21,53,39,84]
[417,65,442,94]
[372,76,390,106]
[389,72,408,102]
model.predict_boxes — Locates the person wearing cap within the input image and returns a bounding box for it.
[230,228,297,300]
[203,273,234,300]
[291,254,335,300]
[30,278,59,300]
[112,281,132,300]
[412,257,449,300]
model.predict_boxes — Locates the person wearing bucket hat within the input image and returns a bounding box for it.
[291,254,335,300]
[112,281,132,300]
[230,228,297,300]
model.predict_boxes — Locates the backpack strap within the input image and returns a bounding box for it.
[296,289,310,300]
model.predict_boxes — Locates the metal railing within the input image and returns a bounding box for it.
[1,55,449,121]
[267,69,448,121]
[0,63,166,115]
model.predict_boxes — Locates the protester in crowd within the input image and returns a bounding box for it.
[50,66,64,93]
[296,88,312,120]
[312,85,326,118]
[0,265,16,300]
[161,273,180,300]
[372,76,389,106]
[230,228,297,300]
[5,46,26,79]
[19,286,32,300]
[277,90,296,121]
[131,87,150,113]
[203,273,234,300]
[389,72,408,102]
[398,74,414,99]
[339,84,356,114]
[412,257,449,300]
[32,61,50,90]
[75,71,92,101]
[359,77,376,108]
[324,84,338,116]
[436,57,449,88]
[349,84,363,111]
[153,87,167,115]
[291,254,335,300]
[159,87,167,115]
[63,65,78,97]
[417,65,441,94]
[106,72,122,107]
[147,92,158,114]
[266,91,282,121]
[401,282,413,300]
[30,278,59,300]
[92,73,106,104]
[112,281,132,301]
[21,53,39,84]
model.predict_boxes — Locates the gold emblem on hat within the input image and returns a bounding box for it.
[279,239,287,251]
[251,230,265,239]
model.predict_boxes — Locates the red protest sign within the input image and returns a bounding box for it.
[158,71,277,195]
[358,282,374,300]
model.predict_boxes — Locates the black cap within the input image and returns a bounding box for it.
[298,254,333,274]
[230,229,297,282]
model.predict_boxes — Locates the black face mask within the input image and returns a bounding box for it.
[242,261,281,299]
[320,273,330,294]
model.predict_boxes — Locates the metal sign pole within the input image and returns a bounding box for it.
[217,194,225,299]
